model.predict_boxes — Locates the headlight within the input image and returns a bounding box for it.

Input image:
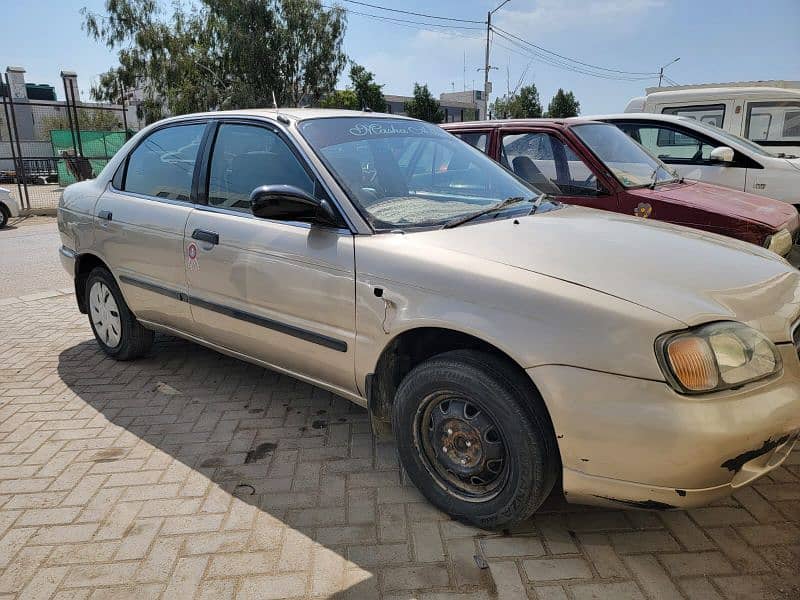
[657,322,782,394]
[764,229,793,256]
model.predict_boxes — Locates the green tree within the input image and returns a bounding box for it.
[349,63,386,112]
[490,84,542,119]
[82,0,348,114]
[404,83,443,123]
[319,89,359,110]
[40,108,122,133]
[547,88,581,118]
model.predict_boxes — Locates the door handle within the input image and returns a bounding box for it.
[97,210,112,221]
[192,229,219,245]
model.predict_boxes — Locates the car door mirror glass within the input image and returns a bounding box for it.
[249,185,339,226]
[709,146,735,163]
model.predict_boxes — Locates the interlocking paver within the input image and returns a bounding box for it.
[0,293,799,599]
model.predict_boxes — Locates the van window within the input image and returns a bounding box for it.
[745,101,800,144]
[662,104,726,128]
[123,124,206,201]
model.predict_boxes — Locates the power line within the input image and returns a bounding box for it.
[491,25,659,77]
[491,29,656,81]
[337,0,485,24]
[323,4,483,32]
[491,31,655,82]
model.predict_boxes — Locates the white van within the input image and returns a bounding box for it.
[588,113,800,207]
[625,82,800,155]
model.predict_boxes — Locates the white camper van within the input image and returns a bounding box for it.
[625,82,800,155]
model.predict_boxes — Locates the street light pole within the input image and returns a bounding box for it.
[483,10,491,119]
[658,57,680,87]
[482,0,512,119]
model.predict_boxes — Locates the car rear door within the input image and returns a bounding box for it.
[184,119,358,395]
[93,120,209,333]
[497,127,619,211]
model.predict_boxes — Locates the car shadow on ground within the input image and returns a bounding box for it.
[55,333,603,597]
[49,323,800,599]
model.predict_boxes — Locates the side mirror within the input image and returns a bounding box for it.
[709,146,734,163]
[249,185,341,227]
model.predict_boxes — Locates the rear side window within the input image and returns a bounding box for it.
[122,124,206,201]
[662,104,726,128]
[452,132,488,152]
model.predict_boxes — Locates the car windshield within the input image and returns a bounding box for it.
[298,117,550,230]
[683,118,776,157]
[572,122,678,188]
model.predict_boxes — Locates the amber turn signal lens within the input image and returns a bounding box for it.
[666,336,719,391]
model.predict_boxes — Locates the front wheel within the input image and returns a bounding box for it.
[392,350,559,530]
[86,268,153,360]
[0,204,9,228]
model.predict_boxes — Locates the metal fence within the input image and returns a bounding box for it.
[0,74,133,211]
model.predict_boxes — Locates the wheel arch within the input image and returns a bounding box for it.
[73,253,112,313]
[366,326,555,442]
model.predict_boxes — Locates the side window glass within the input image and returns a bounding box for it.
[208,124,314,213]
[454,132,488,152]
[745,102,800,143]
[502,132,601,197]
[662,104,725,128]
[124,124,205,200]
[644,126,713,162]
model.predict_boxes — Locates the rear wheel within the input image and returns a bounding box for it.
[392,350,559,530]
[86,268,153,360]
[0,204,9,228]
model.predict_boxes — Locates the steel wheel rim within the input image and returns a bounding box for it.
[414,391,509,502]
[89,281,122,348]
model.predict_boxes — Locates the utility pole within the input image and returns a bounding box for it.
[658,57,680,87]
[482,0,512,119]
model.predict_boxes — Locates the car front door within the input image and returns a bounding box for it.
[94,121,208,333]
[498,129,618,211]
[616,121,747,191]
[184,120,357,395]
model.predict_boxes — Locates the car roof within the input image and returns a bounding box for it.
[157,107,417,125]
[582,112,697,124]
[442,118,603,129]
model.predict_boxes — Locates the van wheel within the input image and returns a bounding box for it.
[86,267,153,360]
[0,204,9,228]
[392,350,559,530]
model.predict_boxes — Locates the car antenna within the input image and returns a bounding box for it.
[272,91,290,124]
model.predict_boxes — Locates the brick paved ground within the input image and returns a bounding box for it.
[0,293,798,599]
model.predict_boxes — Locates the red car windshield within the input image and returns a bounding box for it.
[572,123,678,188]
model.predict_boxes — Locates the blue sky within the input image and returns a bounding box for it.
[2,0,798,114]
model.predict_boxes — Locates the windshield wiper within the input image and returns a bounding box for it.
[442,195,531,229]
[648,166,660,189]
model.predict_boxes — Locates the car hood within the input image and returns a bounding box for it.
[630,181,797,229]
[788,157,800,172]
[409,206,800,341]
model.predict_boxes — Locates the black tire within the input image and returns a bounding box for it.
[85,267,153,360]
[0,204,9,228]
[393,349,559,530]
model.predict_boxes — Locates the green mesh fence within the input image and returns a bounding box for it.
[49,130,127,185]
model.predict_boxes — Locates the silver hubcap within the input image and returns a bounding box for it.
[89,281,122,348]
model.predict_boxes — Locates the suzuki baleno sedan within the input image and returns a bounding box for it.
[58,109,800,529]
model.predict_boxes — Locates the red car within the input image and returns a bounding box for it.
[442,119,800,259]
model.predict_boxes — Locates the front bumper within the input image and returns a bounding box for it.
[528,343,800,510]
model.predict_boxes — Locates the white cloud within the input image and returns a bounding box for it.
[492,0,665,34]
